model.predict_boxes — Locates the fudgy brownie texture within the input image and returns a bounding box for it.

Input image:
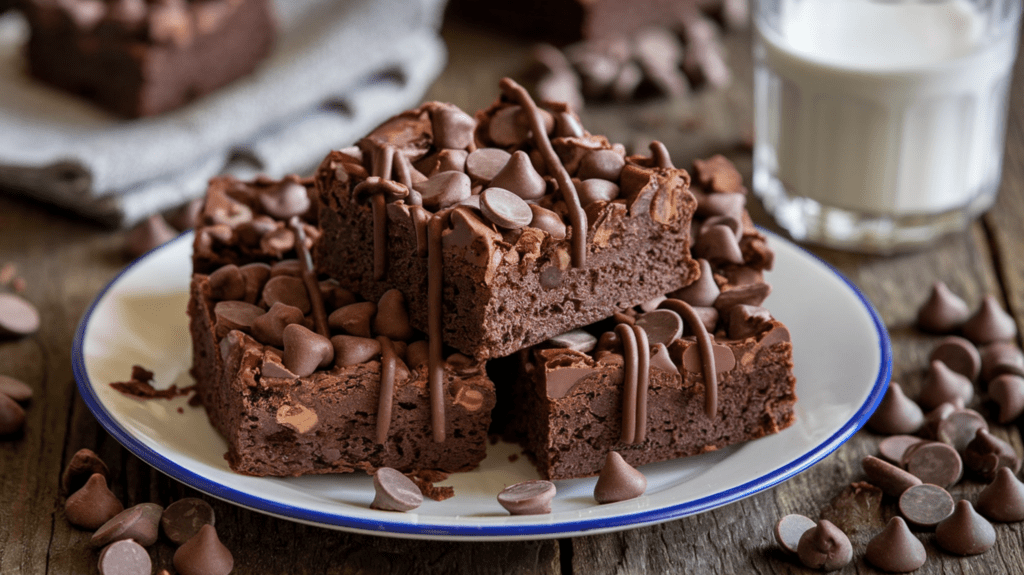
[189,266,496,477]
[22,0,275,117]
[191,175,320,275]
[315,80,700,361]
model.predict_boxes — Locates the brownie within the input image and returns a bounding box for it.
[315,79,700,361]
[21,0,275,118]
[188,264,497,477]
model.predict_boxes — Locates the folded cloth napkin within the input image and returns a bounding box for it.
[0,0,447,227]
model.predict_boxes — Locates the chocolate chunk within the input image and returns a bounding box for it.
[904,442,963,488]
[91,503,162,547]
[864,516,927,573]
[62,448,109,493]
[963,295,1017,345]
[125,214,178,259]
[161,497,216,545]
[862,455,922,497]
[414,171,473,210]
[976,467,1024,522]
[935,500,995,555]
[431,104,476,150]
[489,150,547,201]
[774,514,815,554]
[878,435,926,465]
[547,329,598,353]
[330,335,381,367]
[208,264,246,301]
[98,539,151,575]
[714,282,771,313]
[374,289,414,341]
[796,519,852,571]
[465,148,511,182]
[898,483,954,529]
[328,302,377,338]
[173,524,233,575]
[0,392,26,435]
[251,302,305,347]
[929,336,981,381]
[594,451,646,503]
[989,374,1024,423]
[282,324,334,377]
[980,341,1024,383]
[635,309,683,346]
[480,187,534,229]
[694,224,744,266]
[261,275,311,314]
[260,179,310,220]
[213,301,264,335]
[0,293,41,337]
[577,178,620,207]
[0,375,32,403]
[963,428,1021,481]
[497,480,557,515]
[867,382,924,435]
[577,149,625,181]
[916,281,970,333]
[65,473,124,530]
[370,467,423,512]
[669,259,719,307]
[918,359,974,410]
[527,204,567,239]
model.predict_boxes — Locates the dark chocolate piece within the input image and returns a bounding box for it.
[867,382,923,435]
[173,524,234,575]
[963,295,1017,345]
[916,281,970,333]
[930,336,981,381]
[935,500,995,556]
[370,467,423,512]
[878,435,925,465]
[497,480,557,515]
[62,448,109,494]
[989,374,1024,423]
[774,514,815,555]
[796,519,852,571]
[918,360,974,410]
[91,503,162,548]
[161,497,215,545]
[65,473,124,530]
[904,442,963,488]
[862,455,921,497]
[963,428,1021,481]
[593,451,646,503]
[864,517,927,573]
[898,484,954,529]
[976,467,1024,523]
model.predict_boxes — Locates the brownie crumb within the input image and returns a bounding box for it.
[110,366,193,400]
[407,470,455,502]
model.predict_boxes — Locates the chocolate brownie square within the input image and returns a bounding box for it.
[21,0,275,117]
[315,79,700,361]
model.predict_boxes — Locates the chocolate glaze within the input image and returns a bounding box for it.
[427,215,447,443]
[498,78,588,268]
[375,336,397,443]
[410,205,430,257]
[289,217,329,338]
[659,298,718,417]
[615,323,639,444]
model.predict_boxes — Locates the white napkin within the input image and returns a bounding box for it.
[0,0,447,226]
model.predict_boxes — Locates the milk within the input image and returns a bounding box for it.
[754,0,1019,218]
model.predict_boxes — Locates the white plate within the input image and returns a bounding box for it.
[72,230,890,541]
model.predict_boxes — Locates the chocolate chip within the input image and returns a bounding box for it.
[0,375,32,403]
[161,497,216,545]
[374,289,414,341]
[935,500,995,555]
[796,519,852,571]
[594,451,646,504]
[693,225,744,266]
[547,329,598,353]
[414,171,472,210]
[577,178,620,207]
[963,295,1017,345]
[878,435,926,464]
[669,259,719,307]
[98,539,151,575]
[270,259,303,278]
[169,197,204,231]
[173,524,233,575]
[862,455,922,497]
[370,467,423,512]
[497,480,557,515]
[405,340,428,369]
[91,503,162,548]
[250,302,305,347]
[916,281,970,333]
[260,227,295,256]
[259,179,310,220]
[774,514,815,554]
[330,335,381,367]
[867,382,924,435]
[989,374,1024,423]
[465,148,511,182]
[980,341,1024,383]
[934,407,987,453]
[577,149,625,181]
[963,428,1021,481]
[527,204,567,239]
[864,516,927,573]
[262,275,311,314]
[0,293,40,337]
[489,150,546,201]
[0,392,26,436]
[905,442,963,488]
[488,105,529,146]
[898,483,954,529]
[976,467,1024,522]
[727,305,772,340]
[480,187,534,229]
[920,401,961,440]
[930,336,981,381]
[649,343,677,374]
[695,190,745,220]
[714,282,772,313]
[319,279,357,310]
[282,324,334,377]
[431,104,476,150]
[62,448,109,493]
[918,359,974,410]
[434,149,468,174]
[208,264,246,301]
[213,301,264,335]
[125,214,177,259]
[239,263,272,304]
[65,473,124,530]
[635,309,683,346]
[328,301,377,338]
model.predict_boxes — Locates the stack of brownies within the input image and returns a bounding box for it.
[187,79,796,483]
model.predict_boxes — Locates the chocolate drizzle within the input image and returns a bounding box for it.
[659,298,718,417]
[498,78,588,268]
[369,145,396,280]
[289,217,329,338]
[375,336,397,443]
[615,322,651,445]
[632,324,650,443]
[427,215,446,443]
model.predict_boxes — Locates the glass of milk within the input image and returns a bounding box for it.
[753,0,1022,253]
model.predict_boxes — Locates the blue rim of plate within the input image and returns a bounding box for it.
[72,228,891,539]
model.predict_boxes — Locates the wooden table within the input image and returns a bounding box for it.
[2,17,1023,575]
